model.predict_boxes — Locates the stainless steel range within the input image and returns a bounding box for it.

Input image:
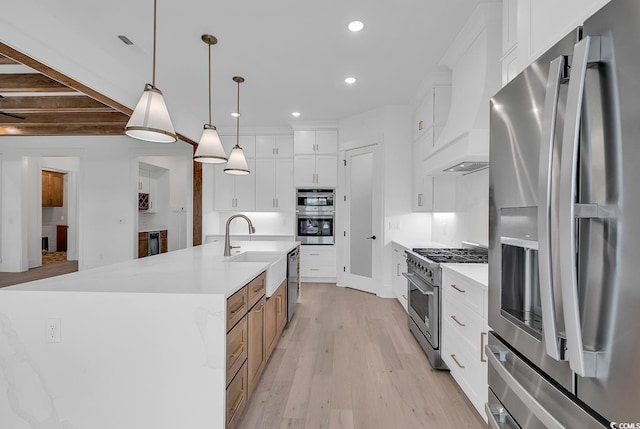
[404,246,488,370]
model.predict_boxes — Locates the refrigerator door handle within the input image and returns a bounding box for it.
[486,344,564,429]
[559,35,605,378]
[537,55,566,361]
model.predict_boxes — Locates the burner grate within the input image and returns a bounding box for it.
[412,248,488,264]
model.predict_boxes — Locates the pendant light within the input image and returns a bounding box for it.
[193,34,227,163]
[224,76,250,175]
[124,0,177,143]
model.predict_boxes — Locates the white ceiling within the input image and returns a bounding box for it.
[0,0,487,141]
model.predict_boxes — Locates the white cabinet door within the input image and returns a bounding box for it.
[315,155,337,187]
[255,158,277,211]
[275,135,294,157]
[392,244,408,312]
[294,131,316,154]
[234,158,256,211]
[214,166,236,211]
[255,135,276,158]
[294,155,316,187]
[275,158,294,211]
[315,130,338,154]
[139,168,150,193]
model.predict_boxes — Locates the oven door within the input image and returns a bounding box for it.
[296,213,334,245]
[296,189,334,211]
[404,271,439,349]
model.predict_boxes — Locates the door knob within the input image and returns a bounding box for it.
[366,235,376,240]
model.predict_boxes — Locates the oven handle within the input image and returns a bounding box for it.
[402,272,435,296]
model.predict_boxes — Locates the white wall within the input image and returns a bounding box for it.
[431,168,489,247]
[338,105,418,298]
[0,136,193,272]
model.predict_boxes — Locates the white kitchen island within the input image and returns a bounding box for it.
[0,241,298,429]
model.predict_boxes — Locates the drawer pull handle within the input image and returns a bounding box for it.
[229,342,245,359]
[310,268,321,271]
[402,294,407,300]
[451,315,466,327]
[451,354,465,369]
[309,253,321,256]
[451,284,466,293]
[229,300,245,315]
[277,295,283,314]
[480,332,487,363]
[255,302,265,313]
[253,285,263,293]
[229,388,245,412]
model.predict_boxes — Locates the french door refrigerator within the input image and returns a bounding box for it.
[488,0,640,427]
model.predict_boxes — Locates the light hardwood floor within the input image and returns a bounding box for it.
[237,283,485,429]
[0,260,78,288]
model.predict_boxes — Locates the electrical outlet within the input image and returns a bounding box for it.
[47,318,61,343]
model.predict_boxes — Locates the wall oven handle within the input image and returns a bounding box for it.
[559,36,603,378]
[486,344,563,429]
[402,272,434,296]
[537,55,565,361]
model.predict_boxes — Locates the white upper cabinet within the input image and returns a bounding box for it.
[214,158,256,211]
[294,129,338,187]
[255,158,294,212]
[294,130,337,155]
[255,135,294,158]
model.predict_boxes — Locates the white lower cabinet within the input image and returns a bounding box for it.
[391,242,408,311]
[300,245,336,280]
[441,267,488,421]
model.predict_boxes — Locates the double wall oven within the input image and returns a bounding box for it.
[296,188,334,245]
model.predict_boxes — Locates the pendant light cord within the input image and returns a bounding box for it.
[236,79,240,148]
[152,0,157,87]
[208,43,212,125]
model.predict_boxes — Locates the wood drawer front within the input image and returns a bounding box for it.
[443,294,486,356]
[227,286,248,332]
[226,360,248,429]
[226,317,247,386]
[443,271,485,318]
[247,272,266,309]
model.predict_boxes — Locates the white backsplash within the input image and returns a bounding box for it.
[431,168,489,247]
[216,212,295,236]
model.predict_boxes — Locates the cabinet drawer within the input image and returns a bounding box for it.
[443,293,486,356]
[227,286,248,332]
[443,270,486,318]
[442,318,487,416]
[301,265,336,277]
[226,360,248,429]
[226,317,247,386]
[300,246,336,265]
[247,272,266,309]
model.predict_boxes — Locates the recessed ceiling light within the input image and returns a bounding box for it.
[348,21,364,32]
[344,77,357,85]
[291,112,301,117]
[231,112,240,117]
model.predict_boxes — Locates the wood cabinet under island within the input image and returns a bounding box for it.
[0,241,299,429]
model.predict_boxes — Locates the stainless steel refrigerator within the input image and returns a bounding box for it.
[488,0,640,427]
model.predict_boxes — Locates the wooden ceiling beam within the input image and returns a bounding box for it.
[0,54,18,65]
[0,73,74,93]
[0,42,133,115]
[0,111,128,125]
[0,95,115,113]
[0,123,127,136]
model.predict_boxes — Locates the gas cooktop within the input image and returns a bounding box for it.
[412,248,488,264]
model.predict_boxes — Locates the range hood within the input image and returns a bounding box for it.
[423,3,501,175]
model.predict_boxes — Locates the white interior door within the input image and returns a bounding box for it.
[344,145,381,294]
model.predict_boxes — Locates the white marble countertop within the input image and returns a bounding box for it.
[4,241,300,297]
[138,226,168,233]
[441,263,488,287]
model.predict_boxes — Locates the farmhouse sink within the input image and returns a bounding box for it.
[227,251,287,297]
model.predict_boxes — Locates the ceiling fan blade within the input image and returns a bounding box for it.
[0,111,26,120]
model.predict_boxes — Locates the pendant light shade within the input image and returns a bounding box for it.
[194,34,227,163]
[224,76,250,175]
[124,0,177,143]
[125,84,177,143]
